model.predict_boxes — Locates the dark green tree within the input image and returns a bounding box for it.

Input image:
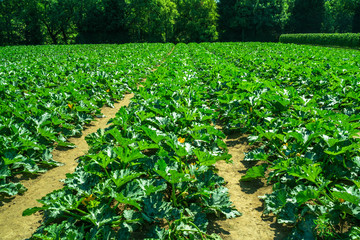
[76,0,129,44]
[218,0,238,41]
[322,0,360,33]
[22,0,44,45]
[286,0,325,33]
[0,0,44,45]
[218,0,283,42]
[37,0,79,44]
[127,0,178,42]
[174,0,218,42]
[0,0,22,45]
[353,3,360,32]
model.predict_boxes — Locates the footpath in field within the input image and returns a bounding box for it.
[134,44,288,239]
[2,43,322,240]
[0,45,175,240]
[0,95,132,240]
[213,132,290,240]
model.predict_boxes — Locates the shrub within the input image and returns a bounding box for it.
[279,33,360,48]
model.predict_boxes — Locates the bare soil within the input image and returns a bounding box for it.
[0,46,174,240]
[0,94,133,240]
[0,45,291,240]
[212,131,291,240]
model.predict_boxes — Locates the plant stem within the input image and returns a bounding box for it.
[171,183,178,207]
[187,221,205,240]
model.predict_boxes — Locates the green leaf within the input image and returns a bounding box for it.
[22,207,45,216]
[165,139,190,157]
[142,193,172,223]
[194,149,231,166]
[0,182,27,196]
[261,189,288,215]
[154,159,193,185]
[114,193,141,211]
[240,164,267,182]
[85,204,119,228]
[137,179,167,196]
[204,187,241,219]
[296,189,320,205]
[90,152,114,169]
[244,148,268,161]
[106,128,136,147]
[137,140,159,151]
[111,169,143,188]
[141,126,167,144]
[136,110,155,122]
[288,164,322,184]
[332,186,360,205]
[114,146,145,165]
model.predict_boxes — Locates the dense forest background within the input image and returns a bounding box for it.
[1,0,360,45]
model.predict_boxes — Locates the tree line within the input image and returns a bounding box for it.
[1,0,359,45]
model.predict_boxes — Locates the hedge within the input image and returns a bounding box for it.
[279,33,360,48]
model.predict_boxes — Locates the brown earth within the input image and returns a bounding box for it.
[0,46,174,240]
[0,44,292,240]
[0,94,133,240]
[0,101,291,240]
[212,131,291,240]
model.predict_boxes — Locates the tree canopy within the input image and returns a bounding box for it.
[0,0,359,45]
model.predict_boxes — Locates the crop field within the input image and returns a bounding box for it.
[0,42,359,239]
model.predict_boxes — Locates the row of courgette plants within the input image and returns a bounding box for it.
[196,42,360,239]
[0,44,172,197]
[20,42,360,239]
[23,43,240,239]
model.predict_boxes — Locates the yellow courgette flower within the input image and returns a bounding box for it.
[68,103,74,109]
[82,194,95,206]
[178,137,185,143]
[106,89,110,93]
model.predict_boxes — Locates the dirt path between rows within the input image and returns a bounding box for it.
[0,45,292,240]
[0,94,133,240]
[0,46,176,240]
[213,132,290,240]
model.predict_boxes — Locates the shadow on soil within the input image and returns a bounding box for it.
[239,179,265,194]
[261,214,293,240]
[207,215,231,236]
[0,172,43,206]
[222,129,292,239]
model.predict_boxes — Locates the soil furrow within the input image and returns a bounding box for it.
[213,132,290,240]
[0,94,133,240]
[0,45,175,240]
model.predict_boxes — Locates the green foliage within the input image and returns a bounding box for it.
[174,0,218,42]
[279,33,360,47]
[0,0,219,45]
[22,43,239,239]
[323,0,360,33]
[240,164,267,181]
[126,0,178,42]
[286,0,325,33]
[218,0,284,42]
[3,0,360,44]
[0,43,173,197]
[199,41,360,239]
[76,0,129,44]
[4,41,360,239]
[0,0,44,45]
[36,0,80,44]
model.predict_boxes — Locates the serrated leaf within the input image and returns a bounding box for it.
[23,207,45,216]
[241,164,267,181]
